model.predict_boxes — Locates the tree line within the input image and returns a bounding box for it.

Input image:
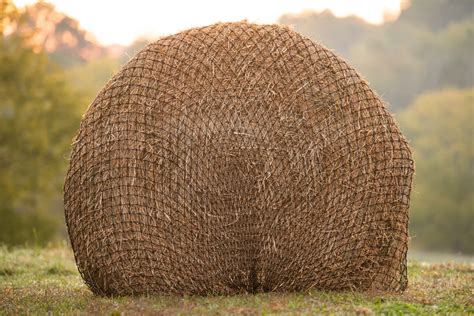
[1,0,473,253]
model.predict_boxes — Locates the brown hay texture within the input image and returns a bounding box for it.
[64,22,414,296]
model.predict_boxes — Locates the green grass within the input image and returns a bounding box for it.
[0,246,473,315]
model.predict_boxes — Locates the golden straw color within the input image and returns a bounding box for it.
[64,22,414,296]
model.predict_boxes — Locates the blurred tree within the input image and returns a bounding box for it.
[64,38,150,105]
[6,1,104,67]
[0,6,82,245]
[279,10,375,59]
[65,57,121,104]
[119,38,150,64]
[399,88,474,254]
[398,0,474,31]
[434,20,474,89]
[279,0,474,110]
[349,23,433,109]
[0,0,19,35]
[350,16,474,109]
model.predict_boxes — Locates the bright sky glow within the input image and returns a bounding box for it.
[14,0,403,45]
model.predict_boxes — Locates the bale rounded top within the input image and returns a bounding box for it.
[65,22,414,296]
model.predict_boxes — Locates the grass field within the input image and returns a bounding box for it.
[0,246,473,315]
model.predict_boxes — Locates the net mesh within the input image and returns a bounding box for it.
[64,22,414,296]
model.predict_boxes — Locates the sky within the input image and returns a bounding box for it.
[14,0,404,46]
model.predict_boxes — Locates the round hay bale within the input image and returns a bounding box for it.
[64,22,414,296]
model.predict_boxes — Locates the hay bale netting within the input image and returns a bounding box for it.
[64,22,414,296]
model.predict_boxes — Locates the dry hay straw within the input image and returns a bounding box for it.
[64,22,414,296]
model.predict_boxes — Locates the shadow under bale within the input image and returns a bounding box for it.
[64,22,414,296]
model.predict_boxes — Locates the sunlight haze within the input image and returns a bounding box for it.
[13,0,403,45]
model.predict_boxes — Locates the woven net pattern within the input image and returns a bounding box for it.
[64,22,414,296]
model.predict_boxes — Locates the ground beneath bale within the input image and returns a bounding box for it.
[0,246,472,315]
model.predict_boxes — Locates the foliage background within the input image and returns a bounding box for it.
[0,0,473,254]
